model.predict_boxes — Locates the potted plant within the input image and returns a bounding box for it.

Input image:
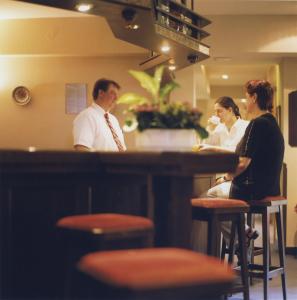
[117,65,208,151]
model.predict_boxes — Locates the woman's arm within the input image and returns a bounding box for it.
[198,144,234,153]
[224,156,251,181]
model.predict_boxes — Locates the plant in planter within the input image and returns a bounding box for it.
[117,66,208,150]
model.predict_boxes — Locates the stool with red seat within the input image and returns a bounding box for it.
[56,213,154,297]
[246,196,287,300]
[77,248,236,300]
[191,198,250,300]
[57,213,154,253]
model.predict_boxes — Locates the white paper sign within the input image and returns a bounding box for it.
[65,83,87,114]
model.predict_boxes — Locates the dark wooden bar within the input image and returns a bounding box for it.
[0,149,238,299]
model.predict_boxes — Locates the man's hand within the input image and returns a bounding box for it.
[74,144,91,151]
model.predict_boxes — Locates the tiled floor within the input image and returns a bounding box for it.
[230,251,297,299]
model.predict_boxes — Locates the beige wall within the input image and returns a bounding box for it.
[0,55,146,150]
[280,58,297,248]
[0,17,144,56]
[171,65,195,106]
[0,55,199,151]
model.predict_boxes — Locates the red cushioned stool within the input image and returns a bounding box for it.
[246,196,287,300]
[57,213,154,251]
[191,198,250,300]
[77,248,235,300]
[56,213,154,298]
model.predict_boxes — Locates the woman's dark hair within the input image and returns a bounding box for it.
[92,78,121,100]
[215,96,241,118]
[245,80,274,112]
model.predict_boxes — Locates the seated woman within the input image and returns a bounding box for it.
[200,97,249,198]
[219,80,284,256]
[192,97,249,252]
[201,96,249,153]
[222,80,284,201]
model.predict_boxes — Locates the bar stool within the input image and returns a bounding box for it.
[57,213,154,253]
[191,198,250,300]
[56,213,154,297]
[247,196,287,300]
[77,248,236,300]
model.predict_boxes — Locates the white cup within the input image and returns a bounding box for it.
[209,115,220,125]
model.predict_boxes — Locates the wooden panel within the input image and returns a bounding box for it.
[289,90,297,146]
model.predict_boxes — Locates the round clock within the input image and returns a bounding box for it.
[12,86,31,106]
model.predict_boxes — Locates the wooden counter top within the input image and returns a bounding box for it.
[0,149,238,175]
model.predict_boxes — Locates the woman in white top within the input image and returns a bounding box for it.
[201,96,249,153]
[191,97,249,252]
[201,97,249,197]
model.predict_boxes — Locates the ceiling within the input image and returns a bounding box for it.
[3,0,297,19]
[0,0,86,19]
[195,0,297,15]
[2,0,297,87]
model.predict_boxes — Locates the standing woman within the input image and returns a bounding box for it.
[223,80,284,201]
[201,96,249,152]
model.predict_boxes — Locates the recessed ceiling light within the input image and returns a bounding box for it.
[214,57,232,62]
[161,45,170,53]
[125,24,140,30]
[76,3,93,12]
[222,74,229,80]
[168,65,176,71]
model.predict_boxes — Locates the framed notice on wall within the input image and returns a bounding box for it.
[65,83,87,114]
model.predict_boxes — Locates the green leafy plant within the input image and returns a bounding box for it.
[117,65,208,139]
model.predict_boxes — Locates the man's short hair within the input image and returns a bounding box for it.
[92,78,121,100]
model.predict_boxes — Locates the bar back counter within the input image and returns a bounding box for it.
[0,150,237,299]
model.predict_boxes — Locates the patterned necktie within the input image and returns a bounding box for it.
[104,113,125,152]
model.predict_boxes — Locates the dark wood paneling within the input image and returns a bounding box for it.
[289,90,297,146]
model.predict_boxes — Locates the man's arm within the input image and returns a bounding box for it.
[74,144,91,151]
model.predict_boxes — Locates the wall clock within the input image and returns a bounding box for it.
[12,86,31,106]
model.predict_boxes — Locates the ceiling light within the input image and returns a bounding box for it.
[161,45,170,53]
[122,7,140,30]
[222,74,229,80]
[76,3,93,12]
[213,57,232,62]
[241,98,247,103]
[125,24,140,30]
[168,65,176,71]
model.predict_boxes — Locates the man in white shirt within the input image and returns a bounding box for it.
[73,78,126,151]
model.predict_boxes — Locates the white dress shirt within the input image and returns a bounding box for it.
[73,103,126,151]
[205,118,249,152]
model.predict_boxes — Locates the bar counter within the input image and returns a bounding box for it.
[0,149,238,298]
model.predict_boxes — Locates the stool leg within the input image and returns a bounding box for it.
[263,209,270,300]
[237,214,250,300]
[228,221,237,265]
[221,238,227,260]
[276,206,287,300]
[247,213,254,285]
[207,216,221,257]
